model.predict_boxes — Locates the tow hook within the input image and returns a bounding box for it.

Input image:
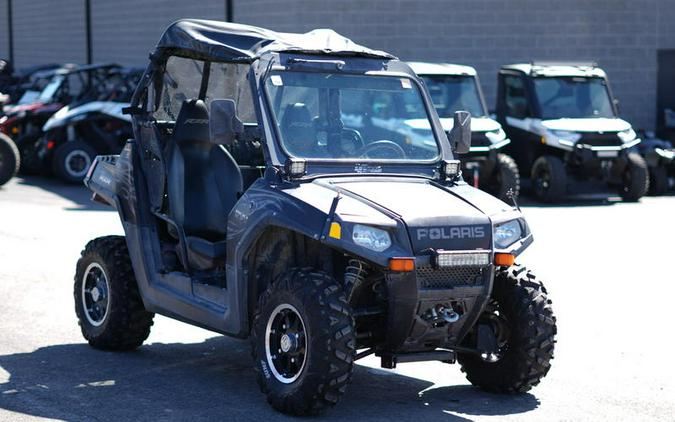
[424,304,460,327]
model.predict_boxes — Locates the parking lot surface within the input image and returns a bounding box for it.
[0,176,673,421]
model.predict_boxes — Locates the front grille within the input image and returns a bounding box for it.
[416,265,487,289]
[578,132,622,147]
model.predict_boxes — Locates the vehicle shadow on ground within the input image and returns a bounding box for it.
[14,175,111,211]
[0,337,539,421]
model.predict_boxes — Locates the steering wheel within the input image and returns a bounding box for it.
[358,140,407,159]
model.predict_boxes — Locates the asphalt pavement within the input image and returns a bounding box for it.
[0,176,673,421]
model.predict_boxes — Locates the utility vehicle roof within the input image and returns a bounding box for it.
[155,19,395,62]
[502,62,606,78]
[408,62,477,76]
[32,63,121,79]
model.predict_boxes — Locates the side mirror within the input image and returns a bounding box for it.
[613,98,620,114]
[210,99,244,146]
[448,110,471,154]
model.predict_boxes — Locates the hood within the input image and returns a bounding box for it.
[439,116,501,133]
[330,178,493,253]
[541,117,632,133]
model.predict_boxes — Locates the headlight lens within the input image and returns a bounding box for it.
[618,128,636,143]
[493,220,522,249]
[486,127,506,142]
[352,224,391,252]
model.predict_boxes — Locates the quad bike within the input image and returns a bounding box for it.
[0,63,121,174]
[34,67,141,183]
[0,132,19,186]
[75,19,556,416]
[410,62,520,202]
[496,62,648,202]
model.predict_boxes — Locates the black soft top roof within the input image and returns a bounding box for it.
[155,19,396,62]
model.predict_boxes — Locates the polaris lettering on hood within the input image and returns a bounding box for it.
[330,178,492,253]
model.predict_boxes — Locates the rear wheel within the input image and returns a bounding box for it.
[74,236,154,350]
[458,265,556,393]
[619,153,649,201]
[251,268,355,416]
[53,140,96,183]
[0,133,19,186]
[483,153,520,202]
[531,155,566,202]
[648,165,668,196]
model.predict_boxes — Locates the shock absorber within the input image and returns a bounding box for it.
[344,258,368,302]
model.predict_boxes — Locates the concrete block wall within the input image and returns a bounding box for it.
[235,0,675,130]
[12,0,86,66]
[90,0,228,65]
[0,0,674,129]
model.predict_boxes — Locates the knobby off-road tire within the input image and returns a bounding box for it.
[458,265,556,393]
[531,155,567,202]
[619,153,649,202]
[74,236,154,350]
[0,133,19,186]
[53,140,97,184]
[648,165,668,196]
[251,268,355,416]
[483,153,520,202]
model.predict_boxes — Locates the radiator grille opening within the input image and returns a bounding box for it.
[416,265,486,289]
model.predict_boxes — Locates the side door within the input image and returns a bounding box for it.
[497,71,539,171]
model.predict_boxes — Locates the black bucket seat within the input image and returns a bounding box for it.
[167,99,243,270]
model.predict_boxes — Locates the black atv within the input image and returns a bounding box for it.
[75,20,556,416]
[496,62,648,202]
[410,62,520,202]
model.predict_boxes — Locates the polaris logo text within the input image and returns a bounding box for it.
[417,226,486,240]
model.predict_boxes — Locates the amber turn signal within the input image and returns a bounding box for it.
[389,257,415,272]
[494,253,515,267]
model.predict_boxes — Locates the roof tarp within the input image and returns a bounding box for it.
[156,19,395,62]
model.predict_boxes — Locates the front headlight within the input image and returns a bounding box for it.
[486,127,506,143]
[493,220,522,249]
[352,224,391,252]
[617,128,637,143]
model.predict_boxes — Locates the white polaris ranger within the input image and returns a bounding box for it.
[409,62,519,201]
[495,62,647,202]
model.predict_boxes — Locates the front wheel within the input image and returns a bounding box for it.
[458,265,557,393]
[251,268,355,416]
[618,153,649,201]
[0,133,19,186]
[74,236,154,350]
[483,153,520,202]
[531,155,567,202]
[52,140,97,183]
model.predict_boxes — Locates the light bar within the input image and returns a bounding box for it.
[284,158,307,178]
[435,250,490,267]
[443,160,461,179]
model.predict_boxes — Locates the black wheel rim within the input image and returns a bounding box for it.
[478,299,511,363]
[265,304,307,383]
[65,150,91,178]
[621,165,633,194]
[81,262,110,327]
[534,164,551,197]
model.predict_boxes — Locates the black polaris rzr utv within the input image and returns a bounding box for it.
[76,20,556,416]
[409,62,520,202]
[496,62,648,202]
[34,67,143,183]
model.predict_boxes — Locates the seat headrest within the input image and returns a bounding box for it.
[281,103,315,142]
[174,99,210,144]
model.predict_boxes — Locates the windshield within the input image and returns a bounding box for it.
[420,75,486,118]
[534,76,615,119]
[36,76,64,103]
[265,71,440,161]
